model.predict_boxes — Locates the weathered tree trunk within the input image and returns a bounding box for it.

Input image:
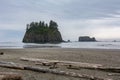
[0,61,110,80]
[20,57,120,73]
[20,57,102,68]
[0,61,24,70]
[0,72,23,80]
[108,73,120,76]
[24,66,110,80]
[67,65,120,73]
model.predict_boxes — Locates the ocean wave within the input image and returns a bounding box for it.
[0,42,120,49]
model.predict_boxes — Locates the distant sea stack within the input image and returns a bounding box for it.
[23,20,63,43]
[79,36,96,42]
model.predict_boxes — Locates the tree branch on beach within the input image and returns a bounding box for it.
[20,57,120,73]
[0,61,110,80]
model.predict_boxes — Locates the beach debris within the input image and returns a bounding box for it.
[0,52,4,55]
[0,72,23,80]
[108,73,120,76]
[20,57,120,73]
[20,57,102,68]
[68,65,120,73]
[0,61,111,80]
[0,62,24,70]
[0,61,15,65]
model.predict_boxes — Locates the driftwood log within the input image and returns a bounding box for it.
[68,65,120,73]
[20,57,120,73]
[0,72,22,80]
[0,61,111,80]
[20,57,102,68]
[0,61,24,70]
[108,73,120,76]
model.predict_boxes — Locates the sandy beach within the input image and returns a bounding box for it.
[0,48,120,80]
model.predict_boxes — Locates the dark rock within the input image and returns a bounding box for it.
[0,52,4,55]
[79,36,96,42]
[23,20,63,43]
[67,40,70,42]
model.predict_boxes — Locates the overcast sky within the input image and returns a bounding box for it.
[0,0,120,42]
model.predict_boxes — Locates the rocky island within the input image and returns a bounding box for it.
[23,20,63,43]
[79,36,96,42]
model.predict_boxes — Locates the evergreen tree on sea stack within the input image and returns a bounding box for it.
[23,20,63,43]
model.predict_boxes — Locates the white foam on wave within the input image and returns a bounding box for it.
[0,41,120,49]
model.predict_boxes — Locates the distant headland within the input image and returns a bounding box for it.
[78,36,96,42]
[23,20,63,43]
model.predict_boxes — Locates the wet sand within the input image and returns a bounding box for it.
[0,48,120,80]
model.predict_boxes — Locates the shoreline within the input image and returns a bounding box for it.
[1,41,120,49]
[0,48,120,80]
[1,47,120,51]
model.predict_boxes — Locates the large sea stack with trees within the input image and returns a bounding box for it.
[23,20,63,43]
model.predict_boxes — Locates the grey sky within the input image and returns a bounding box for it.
[0,0,120,41]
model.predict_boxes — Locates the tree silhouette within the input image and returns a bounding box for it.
[23,20,62,43]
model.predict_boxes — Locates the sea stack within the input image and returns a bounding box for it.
[79,36,96,42]
[23,20,63,43]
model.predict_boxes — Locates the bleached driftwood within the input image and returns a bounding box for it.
[20,57,102,68]
[0,61,110,80]
[20,57,120,73]
[0,61,24,70]
[67,65,120,73]
[24,66,111,80]
[0,72,22,80]
[108,73,120,76]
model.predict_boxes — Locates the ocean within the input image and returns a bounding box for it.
[0,41,120,49]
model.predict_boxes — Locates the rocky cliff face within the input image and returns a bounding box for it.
[23,20,63,43]
[79,36,96,42]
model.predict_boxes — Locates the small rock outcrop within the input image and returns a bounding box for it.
[79,36,96,42]
[0,52,4,55]
[23,20,63,43]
